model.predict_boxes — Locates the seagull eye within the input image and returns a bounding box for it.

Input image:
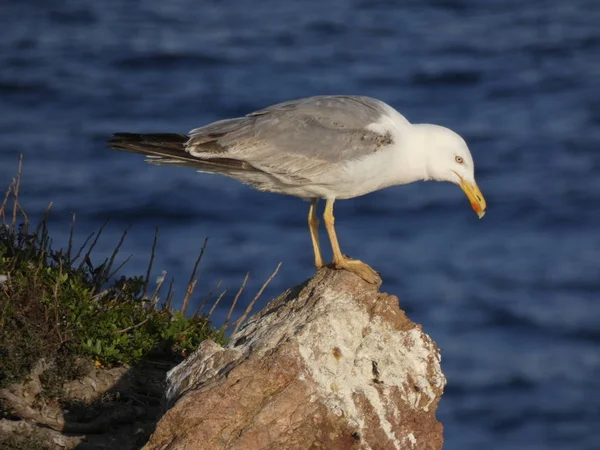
[455,156,464,164]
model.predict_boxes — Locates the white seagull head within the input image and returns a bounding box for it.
[412,123,487,218]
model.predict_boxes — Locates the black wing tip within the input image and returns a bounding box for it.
[107,132,189,149]
[108,132,188,142]
[107,133,134,151]
[107,133,191,158]
[107,132,141,147]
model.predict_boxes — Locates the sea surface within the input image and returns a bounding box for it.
[1,1,599,448]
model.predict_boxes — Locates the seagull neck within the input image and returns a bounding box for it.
[390,125,430,184]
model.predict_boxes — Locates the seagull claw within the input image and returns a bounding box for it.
[331,258,380,284]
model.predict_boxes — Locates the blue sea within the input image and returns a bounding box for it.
[1,1,599,448]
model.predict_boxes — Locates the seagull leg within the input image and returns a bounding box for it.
[308,198,324,269]
[323,199,380,284]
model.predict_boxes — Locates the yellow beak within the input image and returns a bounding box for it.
[458,176,487,219]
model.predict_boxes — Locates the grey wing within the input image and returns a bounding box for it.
[186,96,396,180]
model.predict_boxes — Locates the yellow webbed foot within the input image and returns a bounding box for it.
[332,258,380,284]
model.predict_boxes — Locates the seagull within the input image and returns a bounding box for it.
[109,95,486,284]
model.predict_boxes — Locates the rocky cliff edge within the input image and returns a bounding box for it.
[144,268,446,450]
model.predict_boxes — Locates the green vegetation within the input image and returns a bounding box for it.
[0,160,281,449]
[0,161,224,391]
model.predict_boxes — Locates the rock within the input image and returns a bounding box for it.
[0,358,170,449]
[144,268,446,450]
[0,419,84,448]
[62,364,131,402]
